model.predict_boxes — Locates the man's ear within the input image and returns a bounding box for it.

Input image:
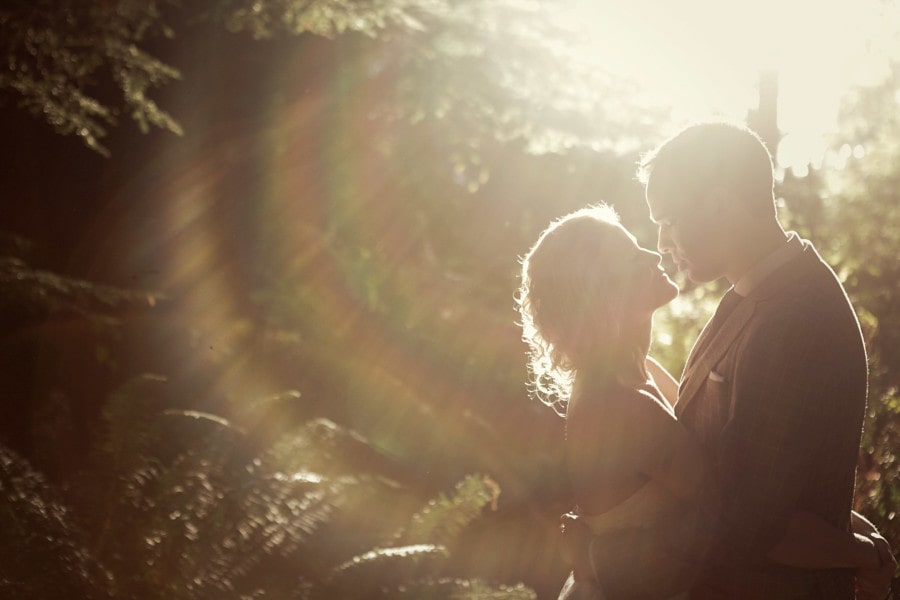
[713,186,756,225]
[704,185,729,215]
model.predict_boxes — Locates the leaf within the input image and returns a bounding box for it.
[325,544,448,594]
[0,257,164,328]
[100,374,170,471]
[391,577,537,600]
[391,474,500,548]
[0,444,112,599]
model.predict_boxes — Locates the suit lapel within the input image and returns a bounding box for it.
[675,299,756,418]
[674,239,822,419]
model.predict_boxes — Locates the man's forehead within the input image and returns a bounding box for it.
[645,179,683,222]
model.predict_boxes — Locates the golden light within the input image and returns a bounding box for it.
[557,0,899,172]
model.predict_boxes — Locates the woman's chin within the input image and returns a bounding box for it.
[657,280,679,307]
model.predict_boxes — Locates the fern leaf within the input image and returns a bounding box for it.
[324,544,448,595]
[0,445,112,599]
[392,474,500,548]
[231,389,303,425]
[100,374,169,471]
[267,417,411,482]
[391,577,537,600]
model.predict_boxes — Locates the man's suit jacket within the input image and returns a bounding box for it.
[676,239,868,599]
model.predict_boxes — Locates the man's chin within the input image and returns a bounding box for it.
[682,267,718,284]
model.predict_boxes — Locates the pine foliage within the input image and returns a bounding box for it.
[1,0,652,159]
[0,254,162,327]
[0,0,436,153]
[0,0,182,155]
[213,0,429,39]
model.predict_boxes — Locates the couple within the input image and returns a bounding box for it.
[518,122,897,599]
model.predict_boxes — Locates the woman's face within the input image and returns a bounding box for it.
[602,222,679,315]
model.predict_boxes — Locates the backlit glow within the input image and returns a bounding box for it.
[557,0,898,172]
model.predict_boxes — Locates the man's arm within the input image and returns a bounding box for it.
[720,309,894,597]
[716,311,866,561]
[853,511,882,536]
[767,512,896,600]
[766,510,879,569]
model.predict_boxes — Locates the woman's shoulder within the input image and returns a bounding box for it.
[566,380,691,513]
[568,378,635,420]
[572,376,671,414]
[567,380,675,445]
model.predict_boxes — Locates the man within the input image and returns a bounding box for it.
[638,121,895,598]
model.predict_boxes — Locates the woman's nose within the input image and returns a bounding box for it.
[657,225,673,255]
[642,248,662,265]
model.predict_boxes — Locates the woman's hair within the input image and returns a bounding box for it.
[516,204,647,415]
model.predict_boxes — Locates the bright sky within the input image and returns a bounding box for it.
[558,0,899,173]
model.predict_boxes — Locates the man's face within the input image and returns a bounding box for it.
[645,176,726,283]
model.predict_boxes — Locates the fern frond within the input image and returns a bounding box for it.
[267,417,411,481]
[324,544,448,596]
[392,474,500,548]
[100,374,169,471]
[231,389,303,427]
[391,577,537,600]
[0,445,112,599]
[157,408,249,466]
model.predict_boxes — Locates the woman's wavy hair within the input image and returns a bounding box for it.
[516,204,646,415]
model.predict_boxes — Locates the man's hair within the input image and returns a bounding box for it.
[637,121,776,214]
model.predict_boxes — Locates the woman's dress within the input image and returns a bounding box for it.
[559,381,718,600]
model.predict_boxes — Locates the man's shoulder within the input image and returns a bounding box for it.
[751,245,855,322]
[743,288,863,355]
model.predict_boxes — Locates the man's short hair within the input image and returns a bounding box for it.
[638,121,775,214]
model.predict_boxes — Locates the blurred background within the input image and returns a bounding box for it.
[1,1,898,598]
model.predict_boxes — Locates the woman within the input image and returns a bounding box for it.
[517,204,718,599]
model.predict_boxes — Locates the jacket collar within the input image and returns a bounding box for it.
[675,240,819,418]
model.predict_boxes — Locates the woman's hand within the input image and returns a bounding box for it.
[559,512,594,582]
[645,356,679,408]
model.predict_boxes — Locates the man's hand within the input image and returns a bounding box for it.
[856,532,896,600]
[559,512,594,582]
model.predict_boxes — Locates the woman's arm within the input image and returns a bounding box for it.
[645,356,679,408]
[632,390,712,502]
[645,420,712,502]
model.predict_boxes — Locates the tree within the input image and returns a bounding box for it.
[0,0,182,155]
[778,61,900,546]
[0,0,658,158]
